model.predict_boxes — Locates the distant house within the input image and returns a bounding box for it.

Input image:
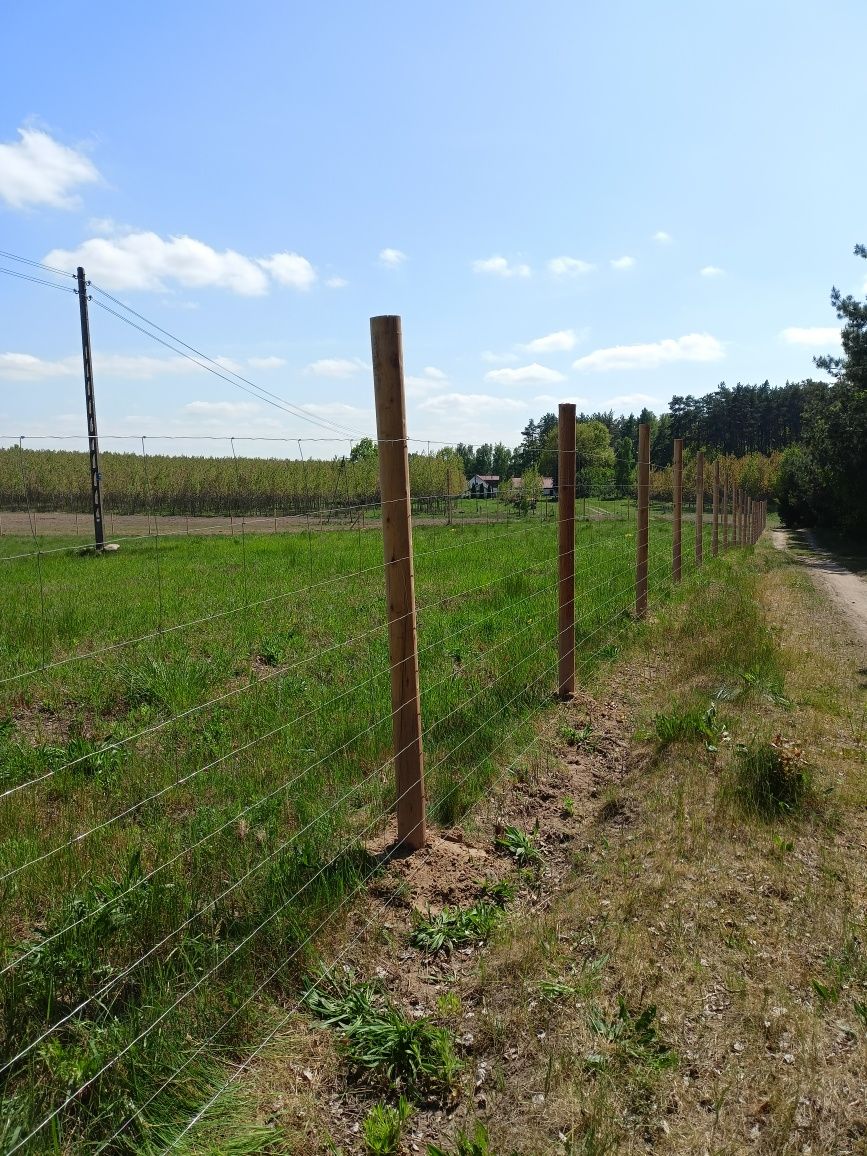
[510,476,555,496]
[468,474,500,497]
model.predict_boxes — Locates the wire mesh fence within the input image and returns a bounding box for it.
[0,282,768,1152]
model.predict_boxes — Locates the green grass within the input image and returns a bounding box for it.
[303,972,461,1101]
[0,511,685,1149]
[427,1122,493,1156]
[410,901,503,954]
[494,824,543,867]
[363,1096,412,1155]
[723,737,813,820]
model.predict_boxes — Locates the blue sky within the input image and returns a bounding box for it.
[2,0,866,456]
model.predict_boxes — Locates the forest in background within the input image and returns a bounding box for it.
[3,247,863,530]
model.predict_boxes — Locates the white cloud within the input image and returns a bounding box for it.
[573,333,724,372]
[44,233,317,295]
[379,248,407,267]
[258,252,317,290]
[418,392,527,417]
[611,256,636,270]
[484,363,567,386]
[522,329,579,353]
[182,401,261,418]
[213,356,244,374]
[0,351,201,380]
[780,326,841,346]
[700,265,724,278]
[652,231,673,244]
[0,350,289,382]
[247,356,286,369]
[547,256,595,276]
[0,127,100,210]
[0,352,78,380]
[481,350,519,364]
[406,366,448,397]
[305,357,368,378]
[87,217,126,236]
[326,276,348,288]
[472,256,531,278]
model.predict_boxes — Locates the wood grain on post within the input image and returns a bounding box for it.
[635,422,650,619]
[695,450,705,567]
[370,316,426,851]
[673,438,683,582]
[558,402,576,698]
[712,460,720,556]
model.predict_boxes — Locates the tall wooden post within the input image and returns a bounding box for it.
[711,460,720,556]
[673,438,683,582]
[370,316,426,851]
[733,488,739,547]
[557,403,576,698]
[635,423,650,618]
[76,266,105,550]
[695,450,705,567]
[722,477,729,549]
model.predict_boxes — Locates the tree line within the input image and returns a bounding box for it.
[457,245,865,532]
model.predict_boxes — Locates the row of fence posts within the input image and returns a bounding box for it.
[368,316,768,853]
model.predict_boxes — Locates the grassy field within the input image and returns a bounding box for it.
[215,534,865,1155]
[0,508,696,1152]
[417,537,866,1155]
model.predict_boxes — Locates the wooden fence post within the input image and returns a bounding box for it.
[712,460,719,556]
[635,422,650,618]
[722,477,729,550]
[558,402,576,698]
[735,485,744,543]
[370,315,426,851]
[695,450,705,567]
[673,438,683,582]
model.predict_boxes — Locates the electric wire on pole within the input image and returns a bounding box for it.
[75,267,105,550]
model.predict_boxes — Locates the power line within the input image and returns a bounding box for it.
[88,286,366,441]
[0,266,77,293]
[0,249,76,278]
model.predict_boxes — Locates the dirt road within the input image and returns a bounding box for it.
[772,526,867,648]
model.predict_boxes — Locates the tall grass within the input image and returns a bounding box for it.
[0,511,679,1150]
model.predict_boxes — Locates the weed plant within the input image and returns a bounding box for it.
[427,1122,492,1155]
[410,901,502,954]
[495,825,542,867]
[303,971,461,1101]
[723,737,812,819]
[363,1096,412,1155]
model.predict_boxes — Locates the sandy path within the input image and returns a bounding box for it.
[772,527,867,648]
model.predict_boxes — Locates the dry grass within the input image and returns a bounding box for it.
[440,542,867,1155]
[232,540,866,1154]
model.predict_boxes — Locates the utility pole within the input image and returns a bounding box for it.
[76,266,105,550]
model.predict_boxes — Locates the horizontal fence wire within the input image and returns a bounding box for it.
[5,646,565,1154]
[0,453,747,1152]
[0,523,563,801]
[0,544,573,935]
[0,553,627,1088]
